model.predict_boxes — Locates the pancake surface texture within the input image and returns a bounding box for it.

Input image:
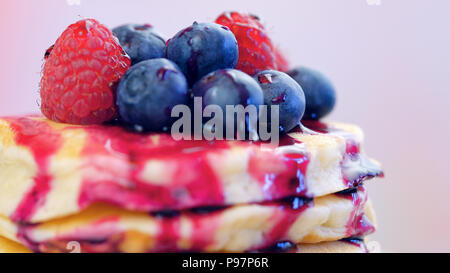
[0,116,382,224]
[0,186,375,253]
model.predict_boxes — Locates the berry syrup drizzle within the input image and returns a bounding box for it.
[18,216,122,253]
[77,124,227,211]
[77,118,312,212]
[16,197,313,253]
[4,117,381,226]
[301,120,384,188]
[6,117,63,223]
[258,197,313,251]
[335,185,374,237]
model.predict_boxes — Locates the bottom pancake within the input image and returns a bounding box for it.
[0,186,374,253]
[260,238,368,253]
[0,236,30,253]
[296,240,368,253]
[0,235,368,253]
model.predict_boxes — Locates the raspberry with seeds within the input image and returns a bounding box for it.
[40,19,130,124]
[215,12,289,75]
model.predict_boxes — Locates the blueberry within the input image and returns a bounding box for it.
[112,24,166,65]
[166,22,239,86]
[287,67,336,120]
[116,58,189,131]
[192,69,263,135]
[254,70,305,133]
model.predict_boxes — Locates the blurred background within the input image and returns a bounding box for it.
[1,0,449,252]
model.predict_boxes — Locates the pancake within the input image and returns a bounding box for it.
[261,238,368,253]
[0,236,368,254]
[0,186,375,253]
[0,116,382,223]
[0,236,31,253]
[295,239,368,253]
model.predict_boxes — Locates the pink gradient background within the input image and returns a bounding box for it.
[1,0,449,252]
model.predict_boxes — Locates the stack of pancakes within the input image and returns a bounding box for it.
[0,116,382,253]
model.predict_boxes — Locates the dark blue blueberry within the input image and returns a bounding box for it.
[112,24,166,65]
[192,69,263,115]
[254,70,306,133]
[192,69,263,136]
[166,22,239,86]
[287,67,336,120]
[116,58,189,131]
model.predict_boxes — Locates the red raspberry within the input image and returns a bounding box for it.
[215,12,289,75]
[40,19,131,124]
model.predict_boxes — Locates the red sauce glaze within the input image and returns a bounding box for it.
[76,121,313,212]
[6,117,63,222]
[78,125,228,212]
[4,117,382,224]
[302,120,383,188]
[187,211,222,251]
[248,151,309,199]
[260,198,313,250]
[335,186,374,237]
[17,199,314,253]
[15,193,374,253]
[154,216,182,252]
[16,224,41,252]
[346,139,360,156]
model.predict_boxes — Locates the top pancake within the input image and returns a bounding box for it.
[0,116,382,223]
